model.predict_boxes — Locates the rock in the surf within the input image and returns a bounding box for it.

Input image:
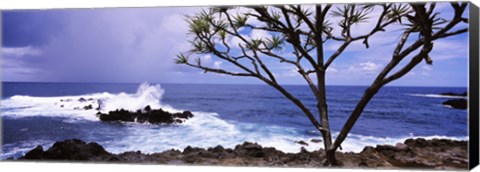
[97,106,194,124]
[442,99,467,109]
[295,140,309,146]
[439,92,467,97]
[96,100,103,110]
[78,97,87,102]
[83,104,93,110]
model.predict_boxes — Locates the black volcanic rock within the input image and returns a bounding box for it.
[78,97,87,102]
[442,99,467,109]
[97,106,193,124]
[83,104,93,110]
[23,145,45,159]
[295,140,309,146]
[21,139,112,161]
[18,138,468,169]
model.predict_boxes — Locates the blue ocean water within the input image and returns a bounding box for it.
[0,82,468,159]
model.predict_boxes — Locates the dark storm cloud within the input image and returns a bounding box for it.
[2,10,68,47]
[2,7,201,83]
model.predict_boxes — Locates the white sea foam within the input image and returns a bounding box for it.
[98,117,468,155]
[0,83,177,121]
[1,140,54,159]
[93,109,468,154]
[408,93,466,99]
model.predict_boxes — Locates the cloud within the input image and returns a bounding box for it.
[229,35,247,49]
[228,29,271,50]
[347,61,382,75]
[430,38,468,61]
[2,46,49,81]
[420,65,432,76]
[2,10,69,47]
[250,29,271,40]
[422,65,432,71]
[213,61,223,68]
[279,68,298,77]
[2,46,42,56]
[202,54,212,63]
[2,7,199,82]
[327,67,338,73]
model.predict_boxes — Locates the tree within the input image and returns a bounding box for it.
[175,2,468,165]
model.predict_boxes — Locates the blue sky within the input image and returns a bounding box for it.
[1,3,469,86]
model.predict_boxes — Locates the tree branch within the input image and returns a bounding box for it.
[324,40,351,69]
[184,62,256,77]
[435,28,468,39]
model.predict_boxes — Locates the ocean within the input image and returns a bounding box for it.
[0,82,468,160]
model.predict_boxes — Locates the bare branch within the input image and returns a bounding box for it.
[258,44,297,65]
[393,29,413,58]
[266,81,324,132]
[382,52,425,84]
[280,7,318,69]
[184,62,255,77]
[435,28,468,39]
[251,47,278,83]
[238,45,261,74]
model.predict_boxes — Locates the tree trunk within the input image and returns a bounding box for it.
[325,148,338,166]
[317,71,336,165]
[331,84,381,152]
[315,5,336,165]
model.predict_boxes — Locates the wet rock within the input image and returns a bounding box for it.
[405,138,428,147]
[83,104,93,110]
[442,99,467,109]
[358,146,392,167]
[23,145,45,159]
[234,142,265,158]
[97,106,193,124]
[395,143,409,151]
[99,109,136,122]
[144,105,152,112]
[21,139,112,161]
[295,140,309,146]
[96,100,103,111]
[183,146,205,154]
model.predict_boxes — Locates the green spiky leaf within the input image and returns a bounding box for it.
[233,15,248,28]
[175,53,189,64]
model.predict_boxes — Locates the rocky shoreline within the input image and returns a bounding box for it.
[14,138,468,170]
